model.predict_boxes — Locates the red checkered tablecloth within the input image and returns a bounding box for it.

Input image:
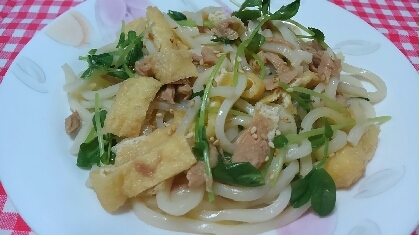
[0,0,418,234]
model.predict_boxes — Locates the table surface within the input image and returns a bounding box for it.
[0,0,418,234]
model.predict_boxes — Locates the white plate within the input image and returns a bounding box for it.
[0,0,418,234]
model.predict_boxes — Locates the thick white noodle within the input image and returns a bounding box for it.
[68,95,92,121]
[62,63,76,84]
[234,98,255,116]
[63,79,89,93]
[347,99,367,122]
[174,27,201,49]
[284,139,312,162]
[261,43,312,67]
[132,198,310,235]
[213,183,268,202]
[80,83,120,101]
[225,116,253,129]
[215,74,247,154]
[300,107,352,133]
[193,34,218,45]
[277,106,298,135]
[156,178,205,216]
[340,74,363,87]
[199,186,291,223]
[144,38,157,54]
[256,160,299,204]
[337,82,368,97]
[272,21,300,49]
[342,63,387,103]
[299,154,313,177]
[192,66,214,93]
[312,83,325,109]
[347,98,376,118]
[175,97,202,135]
[347,122,367,146]
[315,130,348,159]
[225,126,239,142]
[69,119,93,155]
[324,76,339,99]
[356,99,376,118]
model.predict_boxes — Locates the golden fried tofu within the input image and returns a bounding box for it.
[146,6,187,51]
[148,49,199,84]
[324,124,380,188]
[103,76,162,137]
[125,17,148,35]
[89,133,197,212]
[113,110,185,166]
[89,166,126,212]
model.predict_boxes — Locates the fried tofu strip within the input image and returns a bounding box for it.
[113,110,185,166]
[148,49,199,84]
[90,133,197,212]
[103,76,162,137]
[324,124,380,188]
[124,17,148,34]
[146,6,187,51]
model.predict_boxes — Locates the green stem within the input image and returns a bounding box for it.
[122,64,135,78]
[233,17,270,85]
[279,82,351,116]
[286,121,356,144]
[198,54,227,202]
[247,50,265,79]
[94,93,105,158]
[271,149,285,185]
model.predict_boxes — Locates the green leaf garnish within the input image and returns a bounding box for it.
[272,134,289,148]
[212,153,265,187]
[193,54,227,202]
[211,36,236,44]
[309,168,336,216]
[269,0,300,20]
[167,10,187,21]
[79,22,145,80]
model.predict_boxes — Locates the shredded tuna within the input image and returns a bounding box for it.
[258,51,297,85]
[156,84,176,104]
[303,40,342,82]
[187,144,218,188]
[173,78,193,100]
[336,94,347,106]
[201,47,219,66]
[65,111,81,134]
[212,16,244,40]
[231,113,271,168]
[135,56,153,77]
[192,53,203,65]
[264,78,279,91]
[177,83,192,99]
[265,37,296,50]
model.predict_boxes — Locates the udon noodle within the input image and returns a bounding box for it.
[63,1,389,234]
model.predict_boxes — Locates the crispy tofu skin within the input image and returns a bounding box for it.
[113,110,185,166]
[324,124,381,188]
[148,49,199,84]
[146,6,187,51]
[124,17,148,35]
[103,76,162,137]
[90,133,197,212]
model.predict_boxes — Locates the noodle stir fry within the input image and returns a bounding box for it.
[63,0,389,234]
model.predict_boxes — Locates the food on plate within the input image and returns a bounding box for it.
[62,0,389,234]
